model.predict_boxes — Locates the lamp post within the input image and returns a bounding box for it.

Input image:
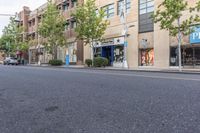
[177,17,182,72]
[122,0,128,68]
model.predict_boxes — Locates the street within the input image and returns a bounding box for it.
[1,65,200,133]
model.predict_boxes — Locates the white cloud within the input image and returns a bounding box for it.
[0,0,47,36]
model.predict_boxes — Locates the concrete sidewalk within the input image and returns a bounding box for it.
[25,63,200,74]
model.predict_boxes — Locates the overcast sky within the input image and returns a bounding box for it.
[0,0,46,36]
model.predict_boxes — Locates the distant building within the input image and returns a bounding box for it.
[17,0,84,65]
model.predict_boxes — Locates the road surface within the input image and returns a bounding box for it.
[0,65,200,133]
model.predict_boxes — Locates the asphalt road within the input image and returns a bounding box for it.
[1,65,200,133]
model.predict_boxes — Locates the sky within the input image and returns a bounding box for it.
[0,0,46,36]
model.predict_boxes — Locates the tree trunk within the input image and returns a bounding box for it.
[54,45,57,60]
[52,44,57,60]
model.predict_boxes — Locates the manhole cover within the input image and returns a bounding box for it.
[45,106,59,112]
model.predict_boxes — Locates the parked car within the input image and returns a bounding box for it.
[3,57,18,65]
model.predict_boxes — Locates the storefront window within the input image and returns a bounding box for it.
[114,45,124,63]
[182,48,193,66]
[170,47,178,66]
[140,49,154,66]
[94,48,102,57]
[195,48,200,65]
[170,46,200,67]
[68,43,77,63]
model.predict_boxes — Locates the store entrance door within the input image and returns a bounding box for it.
[102,46,114,66]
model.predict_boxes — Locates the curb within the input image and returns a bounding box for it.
[25,65,200,75]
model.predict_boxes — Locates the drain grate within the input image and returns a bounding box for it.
[45,106,59,112]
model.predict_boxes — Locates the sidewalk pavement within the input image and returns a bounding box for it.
[26,64,200,74]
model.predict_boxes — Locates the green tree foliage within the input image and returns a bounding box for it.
[0,16,27,55]
[153,0,200,37]
[38,0,66,59]
[196,1,200,11]
[72,0,109,48]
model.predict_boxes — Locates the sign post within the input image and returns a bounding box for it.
[66,55,69,66]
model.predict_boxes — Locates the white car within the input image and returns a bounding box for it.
[0,60,3,64]
[3,57,18,65]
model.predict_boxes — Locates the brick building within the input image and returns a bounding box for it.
[17,0,200,69]
[17,0,84,65]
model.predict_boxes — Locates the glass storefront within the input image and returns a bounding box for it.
[30,49,38,63]
[93,45,124,66]
[170,47,179,66]
[140,48,154,66]
[114,45,124,63]
[94,47,102,57]
[68,43,77,63]
[170,46,200,67]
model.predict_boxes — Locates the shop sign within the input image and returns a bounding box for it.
[190,26,200,44]
[124,41,128,47]
[114,37,125,45]
[101,39,114,46]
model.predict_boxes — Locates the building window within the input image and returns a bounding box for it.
[140,48,154,66]
[71,20,76,29]
[63,2,69,11]
[114,45,124,63]
[28,21,31,27]
[37,16,41,23]
[64,20,70,31]
[103,3,115,19]
[170,47,178,66]
[68,42,77,63]
[139,0,154,15]
[57,5,62,10]
[72,0,77,8]
[117,0,131,15]
[139,0,154,33]
[32,19,35,26]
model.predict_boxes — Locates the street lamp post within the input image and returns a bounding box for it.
[177,17,182,72]
[122,0,128,68]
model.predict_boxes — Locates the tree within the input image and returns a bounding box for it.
[153,0,200,71]
[38,0,66,60]
[0,16,24,56]
[72,0,109,56]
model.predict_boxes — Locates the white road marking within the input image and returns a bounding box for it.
[64,69,200,82]
[4,66,200,82]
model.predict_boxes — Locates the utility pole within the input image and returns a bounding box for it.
[122,0,128,68]
[177,17,182,72]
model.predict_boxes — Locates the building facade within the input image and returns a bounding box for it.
[17,0,200,69]
[17,0,84,65]
[84,0,200,69]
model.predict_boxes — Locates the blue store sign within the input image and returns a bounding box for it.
[190,26,200,44]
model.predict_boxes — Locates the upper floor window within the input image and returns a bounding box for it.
[71,20,76,29]
[32,19,35,26]
[63,3,69,11]
[117,0,131,15]
[37,16,41,23]
[64,20,70,31]
[103,3,115,19]
[139,0,154,15]
[72,1,77,8]
[28,21,31,27]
